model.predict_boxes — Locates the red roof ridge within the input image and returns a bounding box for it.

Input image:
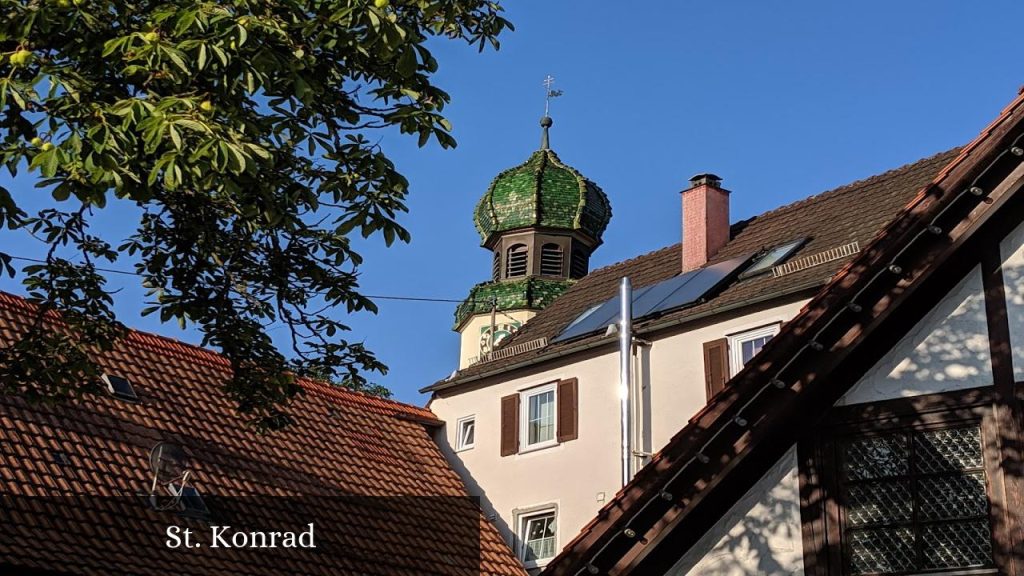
[0,290,437,423]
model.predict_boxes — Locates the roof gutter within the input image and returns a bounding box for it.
[422,278,826,394]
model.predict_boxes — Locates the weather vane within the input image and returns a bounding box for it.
[543,75,563,117]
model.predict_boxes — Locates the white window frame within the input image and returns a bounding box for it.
[516,506,558,568]
[727,323,781,376]
[455,415,475,452]
[519,382,558,453]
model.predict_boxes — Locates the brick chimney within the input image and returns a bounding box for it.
[681,173,730,272]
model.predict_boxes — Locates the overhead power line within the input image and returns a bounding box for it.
[5,255,465,304]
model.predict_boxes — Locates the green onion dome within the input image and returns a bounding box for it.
[473,120,611,247]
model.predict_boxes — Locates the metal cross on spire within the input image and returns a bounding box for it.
[543,75,563,117]
[541,75,563,150]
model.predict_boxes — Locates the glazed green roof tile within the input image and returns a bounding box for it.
[454,277,574,330]
[473,149,612,245]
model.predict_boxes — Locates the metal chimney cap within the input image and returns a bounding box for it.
[689,173,723,187]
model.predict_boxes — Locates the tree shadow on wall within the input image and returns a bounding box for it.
[667,447,804,576]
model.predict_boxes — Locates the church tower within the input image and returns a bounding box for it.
[454,114,612,367]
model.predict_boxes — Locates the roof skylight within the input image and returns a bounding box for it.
[740,238,808,279]
[102,374,138,401]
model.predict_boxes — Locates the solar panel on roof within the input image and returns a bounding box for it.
[630,269,700,318]
[740,238,807,278]
[645,255,752,317]
[551,297,622,343]
[551,283,669,343]
[551,254,753,343]
[561,303,603,334]
[102,374,138,401]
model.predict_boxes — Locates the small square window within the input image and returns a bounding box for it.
[518,508,557,567]
[456,416,475,451]
[728,324,780,376]
[520,383,557,451]
[102,373,138,401]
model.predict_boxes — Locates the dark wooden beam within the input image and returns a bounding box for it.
[980,239,1024,575]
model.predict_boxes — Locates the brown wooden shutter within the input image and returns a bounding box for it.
[500,394,520,456]
[556,378,579,443]
[703,338,729,400]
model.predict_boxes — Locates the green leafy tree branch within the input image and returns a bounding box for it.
[0,0,511,429]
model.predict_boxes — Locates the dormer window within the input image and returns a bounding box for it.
[540,243,563,277]
[506,244,528,278]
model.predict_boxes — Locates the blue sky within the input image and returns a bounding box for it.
[3,1,1023,406]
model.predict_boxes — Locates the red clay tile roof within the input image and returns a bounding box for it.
[540,91,1024,575]
[426,146,962,392]
[0,292,526,576]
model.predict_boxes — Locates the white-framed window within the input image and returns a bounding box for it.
[455,415,475,451]
[728,323,780,376]
[517,507,557,567]
[520,383,557,452]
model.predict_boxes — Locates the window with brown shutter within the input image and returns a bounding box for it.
[500,394,520,456]
[703,338,729,400]
[556,378,578,443]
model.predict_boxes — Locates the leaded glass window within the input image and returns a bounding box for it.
[840,425,993,575]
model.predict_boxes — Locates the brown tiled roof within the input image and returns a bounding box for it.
[427,147,962,390]
[540,91,1024,575]
[0,292,526,576]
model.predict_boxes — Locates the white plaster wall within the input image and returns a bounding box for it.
[646,302,807,447]
[664,445,805,576]
[457,310,536,369]
[1000,219,1024,381]
[431,299,808,561]
[837,266,991,406]
[430,352,622,567]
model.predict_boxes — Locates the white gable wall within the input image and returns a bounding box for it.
[999,219,1024,380]
[836,265,990,405]
[664,445,805,576]
[662,260,1002,574]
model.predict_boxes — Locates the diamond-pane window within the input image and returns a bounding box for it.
[839,425,993,575]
